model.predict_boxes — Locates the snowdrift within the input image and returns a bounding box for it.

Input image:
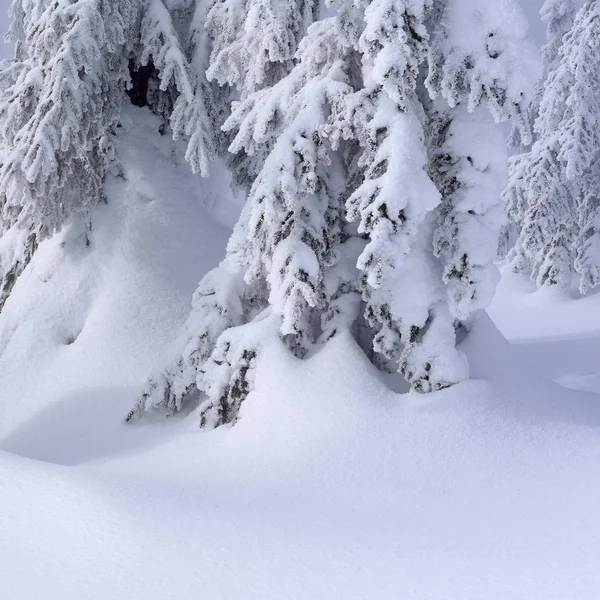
[1,107,600,599]
[2,311,600,599]
[0,106,232,440]
[490,265,600,341]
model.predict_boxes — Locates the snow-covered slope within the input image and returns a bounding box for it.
[1,109,600,600]
[3,311,600,599]
[490,265,600,341]
[1,37,600,600]
[489,266,600,394]
[0,106,231,441]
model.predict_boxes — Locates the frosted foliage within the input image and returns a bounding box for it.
[359,0,431,107]
[132,0,537,425]
[345,1,437,295]
[431,106,505,321]
[223,15,355,351]
[319,236,364,344]
[139,0,193,100]
[508,0,600,294]
[507,0,575,152]
[540,0,576,72]
[185,0,340,187]
[363,211,469,393]
[347,106,452,388]
[555,3,600,185]
[576,186,600,295]
[138,0,218,176]
[196,310,280,428]
[426,0,539,146]
[536,3,579,137]
[0,0,133,232]
[136,0,226,177]
[0,221,38,311]
[171,1,221,176]
[128,263,249,420]
[249,130,331,347]
[506,143,577,290]
[206,0,318,95]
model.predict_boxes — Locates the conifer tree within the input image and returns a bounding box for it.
[501,0,575,259]
[507,0,600,293]
[507,0,575,154]
[132,0,537,426]
[130,2,356,426]
[0,0,134,307]
[0,0,223,309]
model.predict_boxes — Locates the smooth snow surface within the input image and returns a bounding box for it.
[3,310,600,599]
[490,265,600,341]
[490,266,600,395]
[3,108,600,599]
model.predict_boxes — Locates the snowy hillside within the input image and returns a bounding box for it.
[2,106,600,599]
[2,1,600,599]
[4,293,600,599]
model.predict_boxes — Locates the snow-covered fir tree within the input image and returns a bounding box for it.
[500,0,575,259]
[205,0,321,190]
[507,0,600,293]
[507,0,575,154]
[206,0,319,96]
[0,0,226,310]
[129,0,349,425]
[131,0,538,427]
[540,0,577,72]
[0,0,133,308]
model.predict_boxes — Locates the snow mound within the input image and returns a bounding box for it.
[0,105,230,440]
[2,310,600,599]
[1,107,599,600]
[490,266,600,341]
